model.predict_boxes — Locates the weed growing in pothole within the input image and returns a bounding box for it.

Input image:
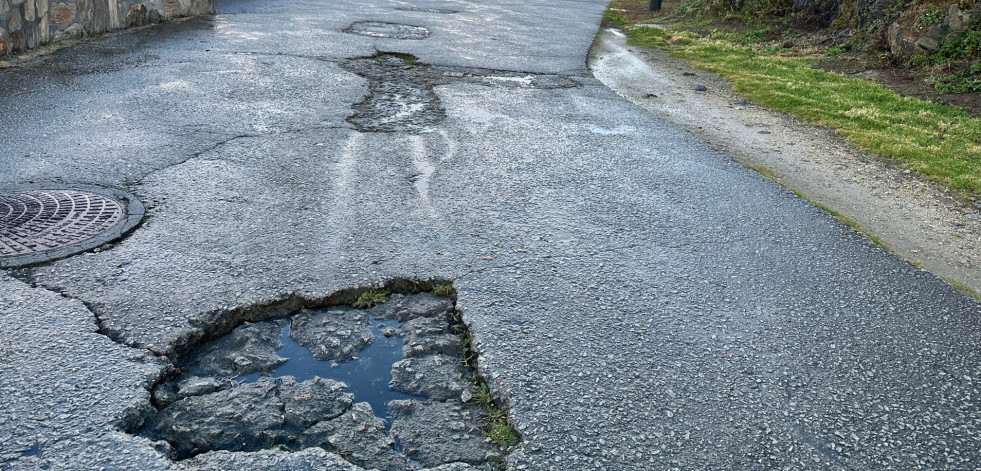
[352,289,388,309]
[432,283,455,298]
[450,309,520,450]
[387,52,419,66]
[472,380,519,448]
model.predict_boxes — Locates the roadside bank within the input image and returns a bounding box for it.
[590,26,981,296]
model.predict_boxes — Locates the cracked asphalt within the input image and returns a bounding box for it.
[2,0,980,469]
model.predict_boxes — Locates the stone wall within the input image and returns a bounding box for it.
[0,0,214,56]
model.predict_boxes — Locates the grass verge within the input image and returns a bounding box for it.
[621,24,981,197]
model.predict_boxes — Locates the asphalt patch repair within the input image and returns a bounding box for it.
[130,286,517,470]
[340,53,580,133]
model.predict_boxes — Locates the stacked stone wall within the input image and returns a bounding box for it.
[0,0,214,56]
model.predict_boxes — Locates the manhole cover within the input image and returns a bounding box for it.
[0,186,144,267]
[344,21,431,40]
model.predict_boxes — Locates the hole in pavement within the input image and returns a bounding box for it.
[394,6,458,14]
[132,284,518,470]
[344,21,432,40]
[340,52,581,133]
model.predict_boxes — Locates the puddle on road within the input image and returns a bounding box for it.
[132,288,517,470]
[236,320,426,429]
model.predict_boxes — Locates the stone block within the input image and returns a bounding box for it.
[0,38,7,56]
[7,10,20,30]
[915,22,949,53]
[51,21,80,41]
[108,0,120,29]
[78,0,93,34]
[0,0,9,16]
[915,35,940,52]
[35,0,46,17]
[8,28,24,52]
[193,0,210,15]
[23,0,35,21]
[125,3,146,27]
[24,21,35,48]
[887,22,914,56]
[11,0,23,5]
[163,0,177,17]
[50,2,76,24]
[36,12,47,43]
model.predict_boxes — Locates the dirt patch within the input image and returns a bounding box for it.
[589,27,981,295]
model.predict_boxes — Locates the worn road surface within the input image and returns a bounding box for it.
[2,0,980,470]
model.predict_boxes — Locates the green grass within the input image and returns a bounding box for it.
[432,283,455,298]
[947,278,981,302]
[352,289,388,309]
[625,25,981,195]
[388,52,419,66]
[470,380,519,447]
[603,7,629,26]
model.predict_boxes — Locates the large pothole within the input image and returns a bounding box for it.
[132,286,516,470]
[341,53,581,133]
[394,7,458,14]
[345,21,432,40]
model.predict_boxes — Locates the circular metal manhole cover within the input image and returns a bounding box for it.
[0,186,144,267]
[344,21,431,40]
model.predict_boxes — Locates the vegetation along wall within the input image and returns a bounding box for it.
[0,0,214,56]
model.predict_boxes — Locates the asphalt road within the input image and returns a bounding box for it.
[2,0,980,469]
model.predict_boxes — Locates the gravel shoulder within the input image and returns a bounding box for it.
[589,27,981,295]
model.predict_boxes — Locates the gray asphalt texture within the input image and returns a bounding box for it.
[1,0,980,469]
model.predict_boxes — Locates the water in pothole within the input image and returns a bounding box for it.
[236,319,426,427]
[136,291,512,468]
